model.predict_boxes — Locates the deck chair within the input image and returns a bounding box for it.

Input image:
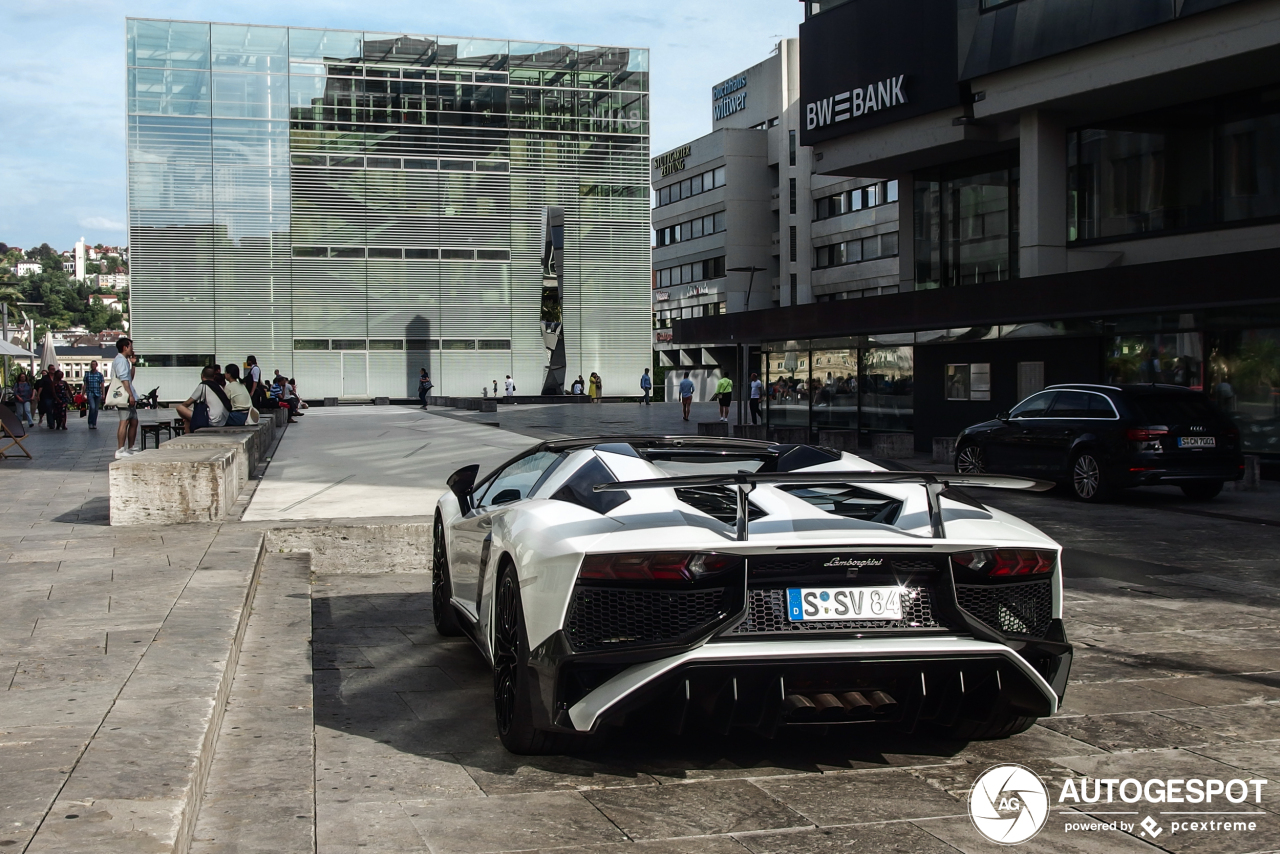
[0,405,32,459]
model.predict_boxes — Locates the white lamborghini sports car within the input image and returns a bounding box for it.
[432,437,1073,754]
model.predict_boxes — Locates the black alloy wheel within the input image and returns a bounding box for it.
[432,514,463,636]
[493,570,522,737]
[1070,451,1110,502]
[955,444,986,474]
[492,565,582,755]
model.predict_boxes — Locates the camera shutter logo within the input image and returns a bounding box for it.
[969,764,1050,845]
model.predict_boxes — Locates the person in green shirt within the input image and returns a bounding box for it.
[714,375,733,423]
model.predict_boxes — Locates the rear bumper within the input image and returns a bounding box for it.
[563,635,1068,733]
[1120,464,1244,486]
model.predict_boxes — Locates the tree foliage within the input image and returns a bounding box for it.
[11,267,124,337]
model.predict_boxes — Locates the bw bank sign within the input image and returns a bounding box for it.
[806,74,907,130]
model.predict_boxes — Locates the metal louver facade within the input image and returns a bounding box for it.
[126,19,651,400]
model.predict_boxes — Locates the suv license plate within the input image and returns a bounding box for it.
[787,586,904,622]
[1178,436,1216,448]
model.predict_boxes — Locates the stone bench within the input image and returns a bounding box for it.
[110,448,239,525]
[189,421,277,472]
[164,432,259,492]
[697,421,729,437]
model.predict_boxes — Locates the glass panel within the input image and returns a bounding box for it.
[442,339,476,350]
[1207,328,1280,455]
[861,346,913,433]
[478,339,511,350]
[331,339,367,350]
[129,20,210,69]
[288,28,362,63]
[129,68,212,116]
[369,339,404,350]
[1107,333,1204,387]
[437,37,509,69]
[945,167,1014,285]
[1220,102,1280,221]
[293,339,329,350]
[766,343,809,428]
[212,72,289,119]
[811,348,858,431]
[210,24,288,73]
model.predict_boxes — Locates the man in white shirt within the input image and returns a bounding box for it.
[174,366,231,432]
[505,375,515,398]
[749,372,764,425]
[112,337,138,459]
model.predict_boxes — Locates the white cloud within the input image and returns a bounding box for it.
[78,216,125,231]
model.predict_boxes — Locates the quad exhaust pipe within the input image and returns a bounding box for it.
[782,690,898,722]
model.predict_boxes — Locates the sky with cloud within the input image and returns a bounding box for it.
[0,0,803,251]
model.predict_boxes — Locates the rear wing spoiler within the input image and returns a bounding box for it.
[595,471,1053,541]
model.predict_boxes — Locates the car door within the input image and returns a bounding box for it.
[449,451,563,618]
[985,391,1057,473]
[1036,391,1095,476]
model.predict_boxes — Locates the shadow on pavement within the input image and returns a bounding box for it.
[311,591,978,780]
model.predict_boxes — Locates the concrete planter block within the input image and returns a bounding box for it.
[872,433,915,459]
[817,430,859,452]
[374,396,390,405]
[698,422,730,437]
[110,448,239,525]
[164,433,254,493]
[324,397,338,407]
[271,407,288,429]
[770,427,810,445]
[734,424,768,440]
[933,436,958,464]
[200,422,275,473]
[480,400,497,413]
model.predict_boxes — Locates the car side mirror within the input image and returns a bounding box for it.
[997,411,1011,422]
[491,488,522,506]
[447,464,480,513]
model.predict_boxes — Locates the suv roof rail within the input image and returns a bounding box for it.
[1046,383,1121,391]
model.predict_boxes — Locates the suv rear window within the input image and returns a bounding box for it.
[1136,394,1219,425]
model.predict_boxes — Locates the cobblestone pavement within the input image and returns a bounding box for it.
[298,444,1280,854]
[433,400,732,442]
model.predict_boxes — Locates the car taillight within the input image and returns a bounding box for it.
[952,549,1056,576]
[1126,426,1168,441]
[579,552,743,583]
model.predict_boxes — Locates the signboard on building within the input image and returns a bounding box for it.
[712,74,748,121]
[799,0,959,146]
[653,144,691,177]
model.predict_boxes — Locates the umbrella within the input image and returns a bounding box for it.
[0,340,36,358]
[40,333,59,372]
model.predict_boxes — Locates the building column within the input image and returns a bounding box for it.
[1018,110,1067,278]
[896,173,915,292]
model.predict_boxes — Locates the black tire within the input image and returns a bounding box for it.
[1181,481,1224,501]
[432,513,464,637]
[955,443,986,474]
[493,565,581,755]
[1070,450,1112,502]
[939,713,1038,741]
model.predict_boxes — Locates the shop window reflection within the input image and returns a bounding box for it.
[1208,328,1280,455]
[766,345,809,428]
[811,348,858,432]
[861,346,914,434]
[1107,332,1203,388]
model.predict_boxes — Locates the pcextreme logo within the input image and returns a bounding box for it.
[969,764,1050,845]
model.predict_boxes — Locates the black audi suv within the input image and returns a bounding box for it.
[954,383,1245,501]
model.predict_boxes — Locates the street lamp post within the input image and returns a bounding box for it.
[727,266,766,428]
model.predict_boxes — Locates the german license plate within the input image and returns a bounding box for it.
[786,586,904,622]
[1178,436,1216,448]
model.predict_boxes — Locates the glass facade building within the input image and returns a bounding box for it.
[126,19,651,399]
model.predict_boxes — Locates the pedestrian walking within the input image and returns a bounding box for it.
[35,365,55,428]
[53,371,73,429]
[749,372,763,425]
[418,368,433,409]
[640,368,652,405]
[715,373,733,422]
[14,372,34,427]
[83,360,104,429]
[113,337,139,457]
[505,375,516,398]
[589,372,601,403]
[679,371,694,422]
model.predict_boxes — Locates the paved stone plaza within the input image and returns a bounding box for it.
[3,403,1280,853]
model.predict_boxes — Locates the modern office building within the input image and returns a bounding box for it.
[678,0,1280,457]
[126,19,651,400]
[651,40,902,399]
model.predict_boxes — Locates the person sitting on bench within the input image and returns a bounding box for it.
[174,365,232,432]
